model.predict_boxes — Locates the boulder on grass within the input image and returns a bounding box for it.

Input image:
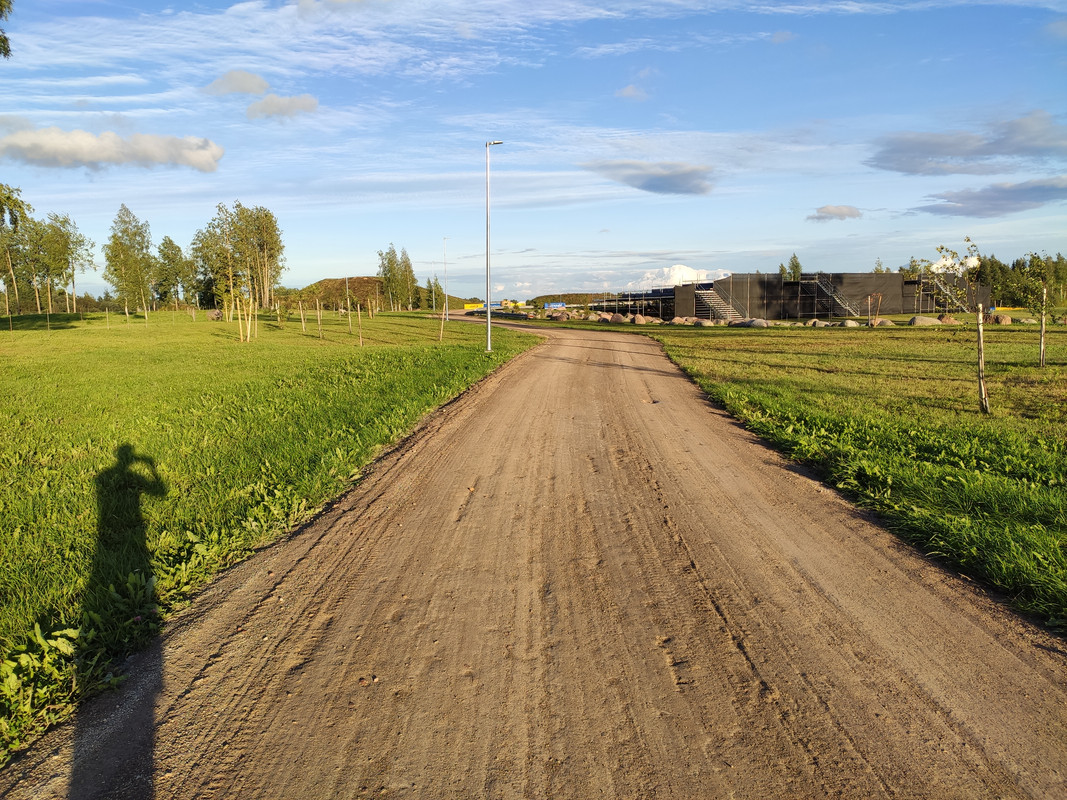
[812,319,831,328]
[694,318,715,327]
[993,314,1012,325]
[876,318,896,327]
[610,313,626,324]
[938,314,960,325]
[842,319,861,327]
[909,315,941,326]
[207,309,224,321]
[632,314,647,325]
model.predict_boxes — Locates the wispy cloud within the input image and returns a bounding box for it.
[915,176,1067,217]
[807,204,861,221]
[0,126,224,172]
[867,110,1067,175]
[246,93,319,120]
[771,30,797,43]
[583,160,714,194]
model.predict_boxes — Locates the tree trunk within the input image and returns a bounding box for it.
[140,288,149,327]
[299,300,307,333]
[4,248,19,313]
[72,271,77,315]
[33,277,41,314]
[316,298,323,339]
[1039,284,1047,369]
[977,305,990,414]
[357,303,363,347]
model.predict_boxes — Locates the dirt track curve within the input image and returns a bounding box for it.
[3,325,1066,799]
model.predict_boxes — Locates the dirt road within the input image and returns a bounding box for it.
[4,325,1066,799]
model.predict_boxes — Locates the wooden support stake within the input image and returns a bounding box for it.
[977,304,990,414]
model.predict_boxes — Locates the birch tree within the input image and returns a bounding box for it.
[44,213,94,314]
[103,205,154,321]
[0,183,29,314]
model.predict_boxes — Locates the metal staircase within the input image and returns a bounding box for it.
[695,288,743,321]
[929,274,969,312]
[815,275,862,317]
[798,274,861,318]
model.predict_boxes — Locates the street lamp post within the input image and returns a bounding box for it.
[485,140,502,352]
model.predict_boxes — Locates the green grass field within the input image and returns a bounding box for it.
[0,310,537,757]
[642,321,1067,627]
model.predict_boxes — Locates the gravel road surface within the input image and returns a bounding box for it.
[3,325,1066,799]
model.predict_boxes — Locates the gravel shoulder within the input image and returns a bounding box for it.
[4,325,1065,799]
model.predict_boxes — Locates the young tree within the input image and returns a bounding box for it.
[786,252,803,281]
[103,205,154,321]
[0,183,30,314]
[427,275,444,312]
[14,215,49,313]
[1012,253,1052,368]
[233,203,285,310]
[400,248,418,310]
[44,213,94,314]
[925,238,988,413]
[377,244,402,311]
[154,235,194,307]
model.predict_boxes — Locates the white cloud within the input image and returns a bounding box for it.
[771,30,796,44]
[583,160,714,194]
[246,94,319,120]
[615,84,648,101]
[626,264,731,290]
[807,204,862,221]
[204,70,271,96]
[0,127,224,172]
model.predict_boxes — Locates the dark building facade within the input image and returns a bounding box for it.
[609,273,991,321]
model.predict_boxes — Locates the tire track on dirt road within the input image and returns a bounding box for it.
[2,325,1065,799]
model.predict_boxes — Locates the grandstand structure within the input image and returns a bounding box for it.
[591,272,989,322]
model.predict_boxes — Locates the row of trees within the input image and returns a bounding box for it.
[1,184,286,330]
[1,185,95,315]
[376,243,445,312]
[972,252,1067,309]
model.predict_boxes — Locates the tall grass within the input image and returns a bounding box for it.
[0,311,536,758]
[644,323,1067,626]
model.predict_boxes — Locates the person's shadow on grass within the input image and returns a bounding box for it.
[70,443,165,800]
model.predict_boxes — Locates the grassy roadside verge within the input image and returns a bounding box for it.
[640,322,1067,626]
[0,311,537,761]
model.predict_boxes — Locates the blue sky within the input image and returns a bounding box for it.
[2,0,1066,300]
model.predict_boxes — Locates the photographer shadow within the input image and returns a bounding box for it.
[69,444,165,800]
